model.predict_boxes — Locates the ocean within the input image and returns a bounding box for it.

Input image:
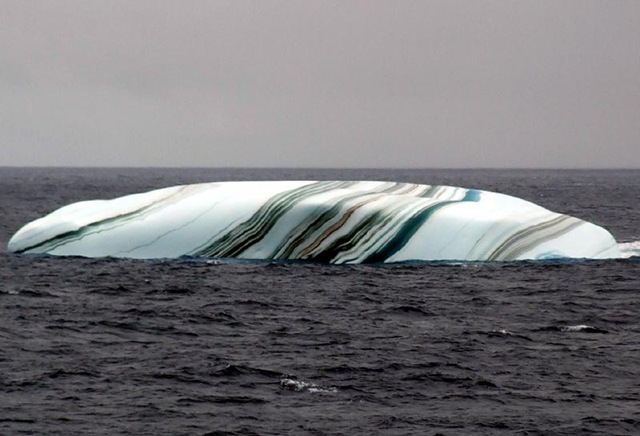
[1,167,639,435]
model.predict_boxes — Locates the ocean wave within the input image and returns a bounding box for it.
[280,377,338,393]
[618,240,640,258]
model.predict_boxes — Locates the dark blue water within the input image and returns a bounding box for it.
[1,168,639,435]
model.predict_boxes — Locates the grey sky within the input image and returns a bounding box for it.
[1,0,639,168]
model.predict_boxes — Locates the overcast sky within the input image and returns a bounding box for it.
[1,1,639,168]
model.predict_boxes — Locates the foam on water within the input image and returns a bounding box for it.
[280,378,338,394]
[561,325,609,333]
[618,240,640,258]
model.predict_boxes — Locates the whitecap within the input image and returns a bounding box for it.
[280,377,337,393]
[561,325,608,333]
[562,325,592,331]
[618,240,640,258]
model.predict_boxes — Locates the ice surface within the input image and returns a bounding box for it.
[8,181,621,263]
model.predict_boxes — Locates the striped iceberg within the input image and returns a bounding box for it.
[8,181,621,263]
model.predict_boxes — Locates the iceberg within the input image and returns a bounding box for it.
[7,181,621,263]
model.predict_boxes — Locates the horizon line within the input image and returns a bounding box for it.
[1,165,638,171]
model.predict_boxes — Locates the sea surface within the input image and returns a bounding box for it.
[1,167,639,435]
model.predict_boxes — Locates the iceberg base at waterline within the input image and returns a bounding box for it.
[7,181,621,263]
